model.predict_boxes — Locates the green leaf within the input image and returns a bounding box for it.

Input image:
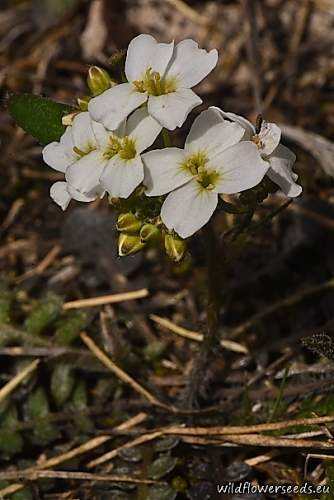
[54,310,89,346]
[8,94,73,144]
[24,293,63,336]
[25,388,59,445]
[51,364,75,407]
[147,485,177,500]
[148,455,178,480]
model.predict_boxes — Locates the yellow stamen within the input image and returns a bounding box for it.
[73,145,96,157]
[103,135,137,162]
[133,68,176,96]
[180,150,221,191]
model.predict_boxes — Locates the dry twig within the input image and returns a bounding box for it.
[80,332,176,413]
[150,314,248,354]
[63,289,149,310]
[0,359,39,404]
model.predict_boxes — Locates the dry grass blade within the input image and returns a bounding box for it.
[0,469,157,485]
[0,198,24,232]
[178,434,333,449]
[0,359,39,403]
[63,289,149,310]
[150,314,202,341]
[161,415,334,436]
[115,412,148,431]
[150,314,248,353]
[304,453,334,478]
[245,451,277,467]
[16,244,61,282]
[86,431,164,468]
[80,332,176,412]
[219,434,334,449]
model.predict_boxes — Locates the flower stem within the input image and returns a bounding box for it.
[183,222,224,408]
[162,128,172,147]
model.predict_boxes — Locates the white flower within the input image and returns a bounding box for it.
[142,108,269,238]
[98,107,162,198]
[89,34,218,131]
[213,109,302,197]
[43,109,161,203]
[43,112,107,203]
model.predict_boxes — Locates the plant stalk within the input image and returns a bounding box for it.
[183,222,224,409]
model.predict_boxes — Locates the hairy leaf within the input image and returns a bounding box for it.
[8,94,73,144]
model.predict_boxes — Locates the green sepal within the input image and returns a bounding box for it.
[8,94,73,144]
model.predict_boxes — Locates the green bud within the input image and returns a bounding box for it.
[140,223,160,242]
[62,111,79,126]
[164,234,187,263]
[77,95,91,111]
[118,233,145,256]
[116,212,143,233]
[87,66,115,96]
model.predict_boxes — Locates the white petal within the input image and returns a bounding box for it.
[88,83,147,131]
[67,184,98,202]
[142,148,190,196]
[185,108,245,159]
[125,34,174,82]
[211,107,255,139]
[71,112,97,150]
[114,119,127,139]
[100,155,144,198]
[258,121,281,156]
[125,107,162,153]
[42,127,75,172]
[50,182,71,210]
[267,144,301,197]
[65,150,106,195]
[213,142,269,194]
[148,89,201,130]
[161,180,218,238]
[166,39,218,88]
[92,120,109,148]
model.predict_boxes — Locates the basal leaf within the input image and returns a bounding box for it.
[8,94,73,144]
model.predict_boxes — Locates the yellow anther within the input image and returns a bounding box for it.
[133,67,176,96]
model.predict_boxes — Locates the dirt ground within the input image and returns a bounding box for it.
[1,0,334,498]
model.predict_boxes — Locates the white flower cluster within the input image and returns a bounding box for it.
[43,34,301,240]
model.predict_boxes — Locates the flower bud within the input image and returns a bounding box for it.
[140,223,160,243]
[77,95,91,111]
[118,233,145,256]
[87,66,115,96]
[62,112,79,126]
[164,234,187,263]
[116,212,142,234]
